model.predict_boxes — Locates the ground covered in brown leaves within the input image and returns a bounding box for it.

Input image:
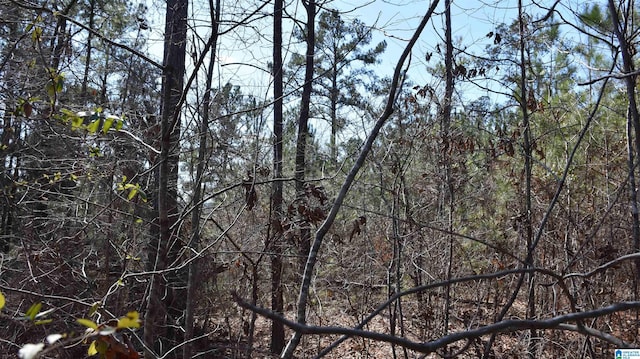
[197,295,636,358]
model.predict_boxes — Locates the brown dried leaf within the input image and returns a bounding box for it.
[349,216,366,241]
[23,101,33,118]
[242,176,257,210]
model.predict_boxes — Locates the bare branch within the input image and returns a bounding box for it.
[234,292,639,354]
[56,13,164,70]
[565,252,640,279]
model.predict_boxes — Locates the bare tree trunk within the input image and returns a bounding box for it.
[609,0,640,338]
[183,0,220,357]
[80,0,94,104]
[441,1,455,356]
[389,163,408,359]
[518,2,536,357]
[294,0,315,276]
[50,0,77,72]
[281,0,315,356]
[330,64,338,164]
[609,0,640,280]
[0,9,19,245]
[270,0,285,352]
[100,48,109,104]
[143,0,187,355]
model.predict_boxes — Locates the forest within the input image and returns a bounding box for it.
[2,0,640,357]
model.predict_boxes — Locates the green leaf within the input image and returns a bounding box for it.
[76,318,98,330]
[26,302,42,320]
[87,340,98,355]
[55,76,63,93]
[60,108,76,123]
[71,116,84,130]
[46,81,56,98]
[0,291,5,310]
[127,186,138,200]
[45,72,64,99]
[87,119,101,134]
[117,311,141,329]
[31,26,42,42]
[95,339,109,353]
[88,302,101,317]
[137,189,148,202]
[102,116,114,134]
[34,319,53,325]
[89,146,101,157]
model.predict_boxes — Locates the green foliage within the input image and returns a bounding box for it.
[25,302,42,321]
[25,15,43,42]
[45,69,64,101]
[3,293,142,358]
[287,9,387,161]
[117,176,148,202]
[578,3,612,31]
[58,109,125,134]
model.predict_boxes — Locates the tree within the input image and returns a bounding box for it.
[607,0,640,281]
[289,9,386,163]
[182,0,222,357]
[270,0,286,352]
[142,0,187,355]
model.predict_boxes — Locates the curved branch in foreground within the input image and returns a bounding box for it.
[233,292,638,354]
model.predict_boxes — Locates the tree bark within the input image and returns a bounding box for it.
[143,0,187,355]
[517,1,536,357]
[441,0,455,356]
[293,0,315,277]
[608,0,640,280]
[270,0,285,353]
[80,0,94,105]
[50,0,78,72]
[281,0,315,356]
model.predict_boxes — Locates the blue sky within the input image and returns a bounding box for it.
[138,0,588,147]
[141,0,565,97]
